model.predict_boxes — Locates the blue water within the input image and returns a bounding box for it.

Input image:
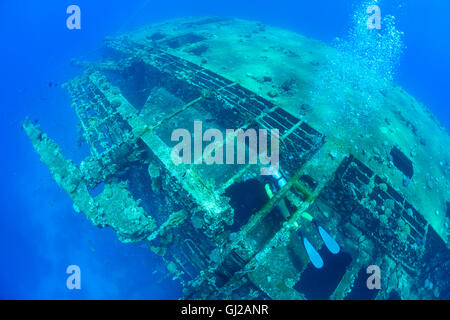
[0,0,449,299]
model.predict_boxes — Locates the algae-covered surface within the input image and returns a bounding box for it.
[121,16,449,243]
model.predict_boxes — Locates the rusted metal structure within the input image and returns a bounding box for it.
[23,17,449,299]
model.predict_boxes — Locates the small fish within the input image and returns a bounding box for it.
[88,240,96,253]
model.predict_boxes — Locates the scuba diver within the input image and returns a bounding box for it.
[264,170,340,269]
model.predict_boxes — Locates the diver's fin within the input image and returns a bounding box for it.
[302,234,324,269]
[315,221,340,254]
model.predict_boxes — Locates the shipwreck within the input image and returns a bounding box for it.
[23,17,450,299]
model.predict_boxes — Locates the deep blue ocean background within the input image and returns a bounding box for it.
[0,0,449,299]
